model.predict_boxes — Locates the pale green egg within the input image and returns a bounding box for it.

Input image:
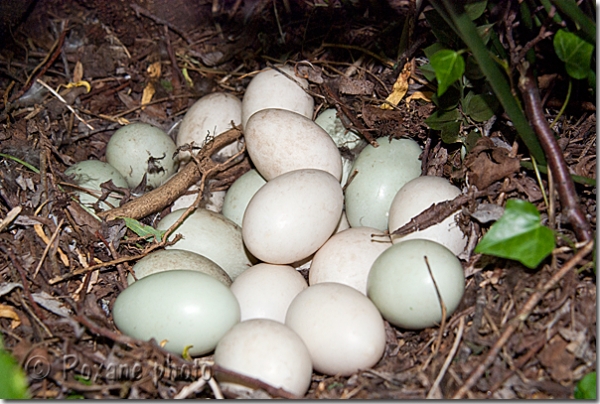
[367,239,465,330]
[112,270,240,356]
[65,160,128,211]
[222,169,267,227]
[344,138,422,231]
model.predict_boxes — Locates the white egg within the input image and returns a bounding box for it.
[335,211,351,234]
[245,109,342,181]
[176,92,242,162]
[285,282,386,376]
[222,169,267,227]
[388,176,467,255]
[105,123,178,189]
[309,227,391,295]
[64,160,128,211]
[344,138,422,230]
[113,270,240,356]
[214,319,312,397]
[230,263,307,323]
[127,249,231,286]
[367,239,465,330]
[242,65,314,127]
[156,208,254,280]
[242,169,343,264]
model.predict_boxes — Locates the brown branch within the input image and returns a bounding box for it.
[98,128,243,221]
[518,63,593,242]
[452,240,594,398]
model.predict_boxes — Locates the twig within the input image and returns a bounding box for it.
[130,3,192,44]
[9,25,68,103]
[98,128,243,221]
[33,218,64,279]
[420,256,447,372]
[452,240,594,398]
[5,248,46,321]
[36,79,94,130]
[517,63,593,242]
[211,364,300,399]
[427,316,465,399]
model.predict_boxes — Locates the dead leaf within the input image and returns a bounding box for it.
[405,90,433,105]
[338,77,374,95]
[147,61,162,79]
[296,63,323,84]
[464,137,521,189]
[382,59,413,110]
[141,82,155,110]
[73,61,84,83]
[0,303,21,329]
[537,335,575,382]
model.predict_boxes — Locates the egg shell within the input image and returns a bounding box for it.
[214,319,313,397]
[156,208,254,280]
[285,282,386,376]
[242,65,314,127]
[105,123,178,189]
[177,92,242,162]
[230,263,307,322]
[64,160,128,211]
[344,138,422,230]
[222,169,267,227]
[314,108,365,151]
[309,227,391,294]
[367,239,465,330]
[388,176,467,255]
[242,169,343,264]
[244,109,342,181]
[127,249,232,286]
[112,270,240,356]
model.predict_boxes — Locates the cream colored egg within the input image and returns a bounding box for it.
[214,319,313,397]
[242,169,343,265]
[64,160,128,211]
[388,176,467,255]
[156,208,254,280]
[127,249,231,286]
[309,227,391,294]
[245,109,342,181]
[242,65,314,127]
[222,169,267,227]
[177,92,242,162]
[344,138,422,230]
[367,239,465,330]
[230,263,307,323]
[285,282,386,376]
[113,270,240,356]
[105,123,178,189]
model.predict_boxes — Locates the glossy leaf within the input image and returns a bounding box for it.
[553,29,594,80]
[475,199,555,268]
[430,49,465,96]
[463,91,498,122]
[424,108,462,130]
[574,372,596,399]
[464,0,487,20]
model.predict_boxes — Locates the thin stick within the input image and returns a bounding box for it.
[518,63,592,242]
[427,316,465,398]
[452,240,594,398]
[33,219,64,279]
[36,79,94,130]
[421,255,447,372]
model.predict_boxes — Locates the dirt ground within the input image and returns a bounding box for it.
[0,0,596,399]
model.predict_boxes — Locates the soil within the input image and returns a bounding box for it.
[0,0,596,399]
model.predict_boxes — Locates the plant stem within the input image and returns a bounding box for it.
[517,63,592,242]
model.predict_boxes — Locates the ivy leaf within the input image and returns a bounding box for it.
[553,29,594,80]
[474,199,555,268]
[463,91,498,122]
[574,372,596,399]
[121,217,166,242]
[430,49,465,96]
[464,0,488,20]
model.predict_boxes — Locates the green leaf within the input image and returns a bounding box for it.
[439,122,463,144]
[475,23,495,45]
[419,63,437,83]
[430,49,465,96]
[463,91,498,122]
[424,108,462,130]
[121,217,166,242]
[553,29,594,80]
[0,338,30,399]
[574,372,596,399]
[474,199,555,268]
[464,0,487,20]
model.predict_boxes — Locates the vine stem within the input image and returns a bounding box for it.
[517,63,592,243]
